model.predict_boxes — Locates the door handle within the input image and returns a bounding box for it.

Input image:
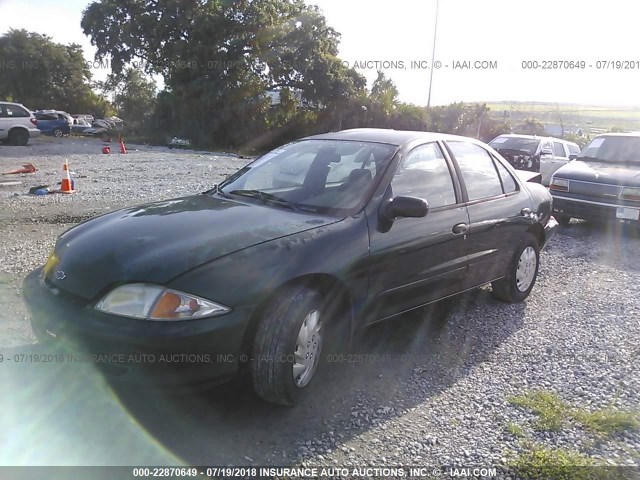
[521,208,532,216]
[452,223,468,235]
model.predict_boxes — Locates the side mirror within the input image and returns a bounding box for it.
[569,154,577,161]
[540,149,553,157]
[381,196,429,221]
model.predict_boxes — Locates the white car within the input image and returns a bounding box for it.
[489,134,581,186]
[0,102,41,146]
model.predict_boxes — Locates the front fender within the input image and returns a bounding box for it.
[166,215,371,311]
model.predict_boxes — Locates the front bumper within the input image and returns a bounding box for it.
[552,193,640,225]
[22,268,254,387]
[542,215,558,250]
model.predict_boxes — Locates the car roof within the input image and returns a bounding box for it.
[493,133,578,146]
[0,101,28,107]
[303,128,483,147]
[594,132,640,139]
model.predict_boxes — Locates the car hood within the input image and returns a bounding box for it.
[48,194,337,300]
[554,160,640,187]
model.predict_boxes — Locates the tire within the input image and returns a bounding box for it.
[8,129,29,146]
[251,286,326,405]
[53,128,64,138]
[492,234,540,303]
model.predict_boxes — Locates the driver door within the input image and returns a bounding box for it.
[366,142,470,322]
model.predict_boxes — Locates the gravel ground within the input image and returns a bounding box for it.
[0,136,639,473]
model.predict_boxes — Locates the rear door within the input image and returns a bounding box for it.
[445,141,533,289]
[366,141,470,321]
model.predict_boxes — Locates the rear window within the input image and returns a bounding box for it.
[489,136,540,155]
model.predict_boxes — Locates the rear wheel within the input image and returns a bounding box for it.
[8,129,29,146]
[492,234,540,303]
[250,286,326,405]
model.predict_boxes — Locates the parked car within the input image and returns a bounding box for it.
[72,114,95,123]
[34,112,71,137]
[23,129,557,405]
[489,134,580,186]
[549,133,640,226]
[35,110,74,127]
[71,118,92,135]
[168,136,192,149]
[0,101,40,145]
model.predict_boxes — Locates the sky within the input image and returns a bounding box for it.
[1,0,639,107]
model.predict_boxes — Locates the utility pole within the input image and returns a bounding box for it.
[427,0,440,108]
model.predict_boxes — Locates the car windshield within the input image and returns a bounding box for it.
[578,136,640,164]
[218,140,396,214]
[489,137,540,155]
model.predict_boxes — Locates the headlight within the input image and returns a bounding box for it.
[620,187,640,202]
[549,177,569,192]
[95,284,230,321]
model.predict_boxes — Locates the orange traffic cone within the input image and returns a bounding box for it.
[119,135,127,154]
[59,160,76,194]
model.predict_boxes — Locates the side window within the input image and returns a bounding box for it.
[494,159,518,193]
[448,142,503,201]
[391,143,456,208]
[568,144,581,156]
[5,105,29,117]
[553,142,566,157]
[0,105,6,118]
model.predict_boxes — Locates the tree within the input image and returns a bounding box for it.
[0,29,110,114]
[82,0,365,148]
[515,118,546,136]
[100,68,157,134]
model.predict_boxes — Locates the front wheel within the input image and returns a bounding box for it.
[492,234,540,303]
[250,286,325,405]
[8,129,29,146]
[53,128,64,138]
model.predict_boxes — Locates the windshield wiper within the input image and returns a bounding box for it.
[228,189,303,212]
[206,184,231,198]
[576,156,602,162]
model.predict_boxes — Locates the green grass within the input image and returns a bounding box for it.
[509,446,598,480]
[509,390,640,436]
[573,409,640,435]
[506,421,525,438]
[509,391,569,431]
[481,101,640,131]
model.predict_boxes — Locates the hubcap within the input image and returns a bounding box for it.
[293,310,322,388]
[516,246,537,292]
[54,130,63,138]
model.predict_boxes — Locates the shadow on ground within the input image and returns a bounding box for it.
[0,290,526,466]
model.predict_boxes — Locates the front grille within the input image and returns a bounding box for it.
[569,180,622,199]
[43,276,89,307]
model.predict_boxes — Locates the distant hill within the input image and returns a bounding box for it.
[472,101,640,134]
